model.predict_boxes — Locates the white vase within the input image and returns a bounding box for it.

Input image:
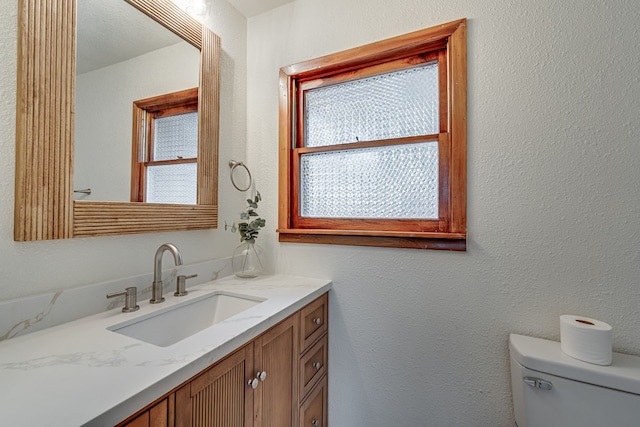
[232,242,265,278]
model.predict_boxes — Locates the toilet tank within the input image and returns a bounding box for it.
[509,333,640,427]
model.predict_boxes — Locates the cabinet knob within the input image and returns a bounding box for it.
[312,420,319,426]
[313,362,322,370]
[313,317,322,325]
[248,371,267,389]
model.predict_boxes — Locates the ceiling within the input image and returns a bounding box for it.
[77,0,183,74]
[76,0,296,74]
[226,0,295,17]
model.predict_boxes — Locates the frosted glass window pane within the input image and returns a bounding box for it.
[300,142,438,219]
[147,163,197,204]
[304,62,439,147]
[153,112,198,161]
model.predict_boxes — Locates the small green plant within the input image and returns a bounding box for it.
[225,192,266,244]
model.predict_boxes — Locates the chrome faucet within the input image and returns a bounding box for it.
[150,243,183,304]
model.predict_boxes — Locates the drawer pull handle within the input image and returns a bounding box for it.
[313,317,322,325]
[248,378,259,389]
[257,371,267,382]
[313,362,322,370]
[312,420,319,426]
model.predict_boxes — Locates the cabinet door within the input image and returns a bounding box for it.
[175,344,254,427]
[120,397,171,427]
[253,314,299,427]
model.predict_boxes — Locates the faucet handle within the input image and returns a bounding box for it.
[107,287,140,312]
[175,274,198,297]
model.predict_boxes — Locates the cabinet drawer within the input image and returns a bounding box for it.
[300,374,327,427]
[301,293,328,350]
[300,334,328,399]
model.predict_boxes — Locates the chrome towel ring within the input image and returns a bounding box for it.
[228,160,252,192]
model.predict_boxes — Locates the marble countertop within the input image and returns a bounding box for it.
[0,274,331,427]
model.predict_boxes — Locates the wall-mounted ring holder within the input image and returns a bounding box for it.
[229,160,252,192]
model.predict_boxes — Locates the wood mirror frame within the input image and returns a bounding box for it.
[14,0,221,241]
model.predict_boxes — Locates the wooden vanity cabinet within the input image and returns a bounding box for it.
[123,397,172,427]
[300,375,327,427]
[174,344,253,427]
[118,293,327,427]
[252,314,299,426]
[173,315,298,427]
[298,294,328,427]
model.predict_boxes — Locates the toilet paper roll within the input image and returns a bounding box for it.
[560,315,613,365]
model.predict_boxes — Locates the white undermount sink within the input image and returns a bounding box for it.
[108,291,265,347]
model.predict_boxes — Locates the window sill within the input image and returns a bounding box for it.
[277,229,466,251]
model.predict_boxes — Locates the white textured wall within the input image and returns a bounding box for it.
[246,1,640,425]
[75,41,199,201]
[0,0,248,301]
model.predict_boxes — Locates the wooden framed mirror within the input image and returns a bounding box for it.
[14,0,221,241]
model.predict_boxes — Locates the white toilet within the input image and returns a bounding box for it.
[509,333,640,426]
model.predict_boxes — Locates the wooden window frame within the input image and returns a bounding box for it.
[278,19,467,251]
[131,88,198,202]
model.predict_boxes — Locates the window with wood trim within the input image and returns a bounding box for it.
[131,88,199,204]
[278,19,467,250]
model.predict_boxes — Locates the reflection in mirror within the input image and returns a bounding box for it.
[131,88,199,203]
[14,0,221,241]
[75,0,199,202]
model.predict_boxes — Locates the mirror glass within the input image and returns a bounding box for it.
[14,0,220,241]
[74,0,200,202]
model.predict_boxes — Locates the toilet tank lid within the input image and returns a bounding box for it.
[509,333,640,396]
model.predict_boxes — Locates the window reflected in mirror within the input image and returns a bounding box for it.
[131,88,199,204]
